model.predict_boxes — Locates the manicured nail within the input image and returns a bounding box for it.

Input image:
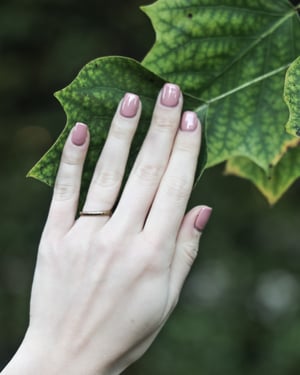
[160,83,180,107]
[181,111,198,131]
[120,93,139,118]
[194,206,212,232]
[71,122,88,146]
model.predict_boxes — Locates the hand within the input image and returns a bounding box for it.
[2,84,212,375]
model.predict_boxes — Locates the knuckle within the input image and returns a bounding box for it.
[110,119,135,140]
[140,252,166,274]
[99,227,124,249]
[62,148,83,166]
[176,139,197,154]
[166,290,180,315]
[182,241,199,267]
[94,236,115,256]
[143,233,165,251]
[134,163,164,183]
[152,112,177,132]
[61,156,78,166]
[94,169,122,189]
[164,175,192,202]
[138,233,173,272]
[54,182,76,201]
[38,239,59,263]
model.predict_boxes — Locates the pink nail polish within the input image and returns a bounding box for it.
[194,206,212,232]
[181,111,198,131]
[71,122,88,146]
[120,93,139,118]
[160,83,180,107]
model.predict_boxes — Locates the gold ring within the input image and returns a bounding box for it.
[79,210,112,217]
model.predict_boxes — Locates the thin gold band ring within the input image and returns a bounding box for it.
[79,210,112,217]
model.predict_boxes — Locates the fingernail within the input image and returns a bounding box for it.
[160,83,180,107]
[71,122,88,146]
[194,206,212,232]
[181,111,198,131]
[120,93,139,118]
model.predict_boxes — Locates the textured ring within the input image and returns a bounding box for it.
[79,210,112,217]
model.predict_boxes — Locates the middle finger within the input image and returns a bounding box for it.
[111,83,183,232]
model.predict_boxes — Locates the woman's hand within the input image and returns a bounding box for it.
[2,84,212,375]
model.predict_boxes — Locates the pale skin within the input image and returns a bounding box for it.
[1,84,212,375]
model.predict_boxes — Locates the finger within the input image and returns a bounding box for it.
[168,205,212,305]
[44,123,89,238]
[144,111,201,239]
[79,93,141,227]
[110,83,182,232]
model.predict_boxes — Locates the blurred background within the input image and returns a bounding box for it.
[1,0,300,374]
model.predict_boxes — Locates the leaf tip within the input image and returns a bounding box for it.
[139,2,155,14]
[53,89,62,101]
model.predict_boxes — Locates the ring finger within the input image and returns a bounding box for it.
[79,93,141,226]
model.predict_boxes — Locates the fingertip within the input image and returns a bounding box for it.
[179,205,212,237]
[160,83,181,107]
[71,122,89,146]
[112,94,142,129]
[180,111,199,132]
[120,93,140,118]
[194,205,212,233]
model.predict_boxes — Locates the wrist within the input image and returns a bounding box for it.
[1,330,61,375]
[1,329,113,375]
[1,333,46,375]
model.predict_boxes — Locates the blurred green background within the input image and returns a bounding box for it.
[1,0,300,373]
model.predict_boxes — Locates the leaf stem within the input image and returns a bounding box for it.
[195,63,291,112]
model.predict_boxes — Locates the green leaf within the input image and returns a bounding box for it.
[27,56,204,206]
[29,0,300,204]
[225,143,300,205]
[284,56,300,137]
[142,0,300,201]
